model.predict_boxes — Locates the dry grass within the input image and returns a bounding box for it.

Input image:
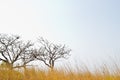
[0,63,120,80]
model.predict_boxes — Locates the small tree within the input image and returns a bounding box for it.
[0,34,35,69]
[34,37,71,70]
[20,43,36,69]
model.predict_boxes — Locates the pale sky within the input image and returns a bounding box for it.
[0,0,120,67]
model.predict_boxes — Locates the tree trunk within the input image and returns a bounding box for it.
[50,60,54,71]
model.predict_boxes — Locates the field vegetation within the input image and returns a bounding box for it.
[0,62,120,80]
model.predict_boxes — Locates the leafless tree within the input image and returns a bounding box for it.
[0,34,35,69]
[19,44,36,69]
[34,37,71,70]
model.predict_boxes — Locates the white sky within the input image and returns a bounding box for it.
[0,0,120,68]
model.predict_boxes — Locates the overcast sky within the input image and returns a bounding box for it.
[0,0,120,67]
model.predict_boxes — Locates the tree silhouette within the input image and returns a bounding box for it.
[34,37,71,70]
[0,34,35,69]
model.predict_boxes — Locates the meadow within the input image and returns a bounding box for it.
[0,62,120,80]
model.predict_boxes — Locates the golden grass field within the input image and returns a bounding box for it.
[0,62,120,80]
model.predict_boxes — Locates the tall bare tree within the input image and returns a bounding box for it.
[34,37,71,70]
[0,34,35,69]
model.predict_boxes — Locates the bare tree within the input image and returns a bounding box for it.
[19,44,36,69]
[0,34,35,69]
[34,37,71,70]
